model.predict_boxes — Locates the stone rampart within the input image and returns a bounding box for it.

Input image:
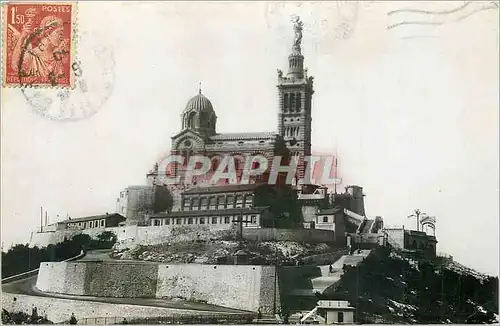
[85,262,158,297]
[1,292,225,324]
[35,261,277,313]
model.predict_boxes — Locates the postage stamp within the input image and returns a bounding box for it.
[2,2,77,88]
[20,30,115,121]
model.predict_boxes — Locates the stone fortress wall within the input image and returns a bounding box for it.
[36,261,279,313]
[1,292,228,324]
[29,224,336,249]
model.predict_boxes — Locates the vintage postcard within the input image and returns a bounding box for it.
[1,1,498,325]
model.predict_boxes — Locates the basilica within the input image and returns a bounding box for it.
[147,16,314,194]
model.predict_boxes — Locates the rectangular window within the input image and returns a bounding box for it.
[211,217,217,224]
[217,196,224,209]
[235,195,244,206]
[176,218,182,225]
[192,198,200,210]
[244,196,253,208]
[200,218,205,225]
[209,197,217,210]
[251,215,257,224]
[323,216,328,223]
[224,216,230,224]
[154,219,160,226]
[200,197,209,209]
[165,219,170,225]
[226,196,234,208]
[100,220,105,227]
[188,218,193,224]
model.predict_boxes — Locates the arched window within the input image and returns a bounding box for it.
[296,92,301,110]
[182,149,193,166]
[290,94,296,112]
[187,112,196,129]
[284,93,289,110]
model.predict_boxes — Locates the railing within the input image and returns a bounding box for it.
[79,313,255,325]
[1,250,85,284]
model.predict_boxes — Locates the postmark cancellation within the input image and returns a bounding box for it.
[2,2,77,88]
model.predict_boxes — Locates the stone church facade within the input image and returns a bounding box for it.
[147,17,314,196]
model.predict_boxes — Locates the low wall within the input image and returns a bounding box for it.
[1,292,231,324]
[301,250,346,265]
[35,261,278,313]
[242,228,335,244]
[31,225,334,251]
[30,224,236,249]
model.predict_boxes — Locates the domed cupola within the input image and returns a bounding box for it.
[181,86,217,136]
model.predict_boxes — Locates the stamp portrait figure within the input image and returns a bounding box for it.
[2,3,76,87]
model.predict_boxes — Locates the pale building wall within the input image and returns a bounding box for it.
[326,310,354,324]
[315,214,335,232]
[301,205,318,223]
[117,186,154,225]
[384,228,405,248]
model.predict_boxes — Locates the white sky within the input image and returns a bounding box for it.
[1,1,498,276]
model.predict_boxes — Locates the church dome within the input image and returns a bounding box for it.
[184,91,214,113]
[181,89,217,136]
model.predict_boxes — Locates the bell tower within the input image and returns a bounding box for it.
[277,16,314,184]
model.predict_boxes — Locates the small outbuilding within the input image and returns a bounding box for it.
[317,300,355,324]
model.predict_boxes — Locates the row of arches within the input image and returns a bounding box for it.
[182,111,216,130]
[284,126,300,138]
[283,92,302,112]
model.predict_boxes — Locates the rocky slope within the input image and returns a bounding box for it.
[322,247,498,324]
[111,239,340,266]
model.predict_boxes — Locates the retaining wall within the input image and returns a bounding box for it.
[35,261,278,313]
[242,228,335,244]
[31,225,334,251]
[1,292,227,324]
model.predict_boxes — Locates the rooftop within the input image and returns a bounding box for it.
[316,207,341,215]
[61,213,125,224]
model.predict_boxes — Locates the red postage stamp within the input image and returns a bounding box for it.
[2,2,76,88]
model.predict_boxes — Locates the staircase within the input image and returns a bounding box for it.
[280,250,372,314]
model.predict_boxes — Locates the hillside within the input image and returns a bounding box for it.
[112,239,341,266]
[322,247,498,324]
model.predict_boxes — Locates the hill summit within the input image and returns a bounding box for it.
[321,247,498,324]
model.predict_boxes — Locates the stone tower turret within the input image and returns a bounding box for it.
[277,16,314,184]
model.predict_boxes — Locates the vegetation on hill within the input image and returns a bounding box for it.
[1,308,53,324]
[1,231,117,278]
[322,247,498,324]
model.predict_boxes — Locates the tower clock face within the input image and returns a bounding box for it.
[184,140,192,148]
[289,138,297,146]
